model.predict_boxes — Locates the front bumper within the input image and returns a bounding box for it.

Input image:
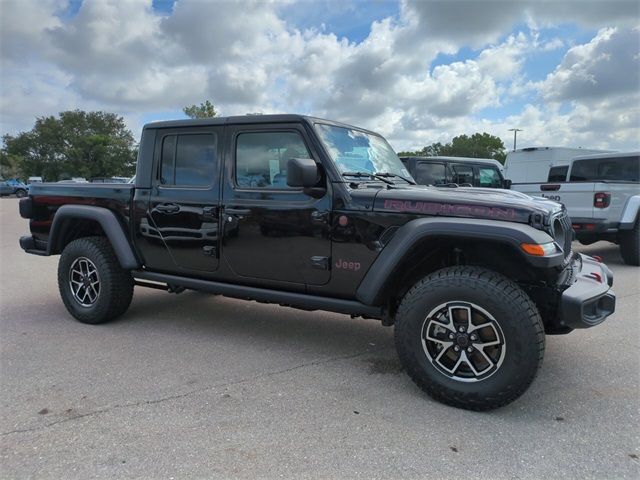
[558,254,615,329]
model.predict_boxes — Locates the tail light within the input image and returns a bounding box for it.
[594,192,610,209]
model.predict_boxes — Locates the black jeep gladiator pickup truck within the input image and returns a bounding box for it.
[19,114,616,410]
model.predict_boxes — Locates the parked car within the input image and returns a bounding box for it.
[511,151,640,265]
[400,156,510,189]
[18,114,615,411]
[0,179,28,197]
[28,177,43,184]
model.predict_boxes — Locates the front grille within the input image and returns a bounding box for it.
[550,211,573,259]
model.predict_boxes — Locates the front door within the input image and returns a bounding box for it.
[221,124,331,285]
[143,126,222,273]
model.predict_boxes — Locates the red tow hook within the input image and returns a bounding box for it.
[592,255,603,263]
[587,272,603,283]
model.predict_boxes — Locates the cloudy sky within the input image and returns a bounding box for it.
[1,0,639,152]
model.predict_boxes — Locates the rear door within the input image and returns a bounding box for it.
[142,126,222,273]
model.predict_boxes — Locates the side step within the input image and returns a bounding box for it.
[133,270,383,319]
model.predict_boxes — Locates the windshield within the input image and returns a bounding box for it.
[315,123,413,180]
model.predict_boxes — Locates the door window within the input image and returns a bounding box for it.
[477,166,502,187]
[548,166,569,182]
[160,133,217,187]
[235,131,311,189]
[450,164,474,185]
[416,162,447,185]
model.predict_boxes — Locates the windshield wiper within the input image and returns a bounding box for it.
[341,171,394,185]
[374,172,416,185]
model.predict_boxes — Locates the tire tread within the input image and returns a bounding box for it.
[395,266,544,411]
[58,236,134,324]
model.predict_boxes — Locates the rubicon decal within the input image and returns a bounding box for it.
[383,199,517,220]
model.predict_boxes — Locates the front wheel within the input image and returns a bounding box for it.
[394,266,545,411]
[619,219,639,266]
[14,189,27,198]
[58,236,134,324]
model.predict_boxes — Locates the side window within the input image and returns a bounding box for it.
[570,156,639,182]
[161,135,176,185]
[478,167,502,187]
[547,166,568,182]
[450,164,474,185]
[160,133,217,187]
[235,131,311,189]
[416,162,446,185]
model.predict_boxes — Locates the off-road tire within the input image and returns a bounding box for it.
[58,236,134,324]
[394,266,545,411]
[619,218,639,266]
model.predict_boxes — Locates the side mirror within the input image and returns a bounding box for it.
[503,179,512,189]
[287,158,318,188]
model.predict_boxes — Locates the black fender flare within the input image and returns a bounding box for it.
[355,217,561,306]
[48,205,139,269]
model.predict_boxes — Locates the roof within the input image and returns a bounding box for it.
[570,151,639,162]
[143,114,378,135]
[512,146,615,153]
[400,155,504,168]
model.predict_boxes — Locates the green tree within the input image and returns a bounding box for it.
[183,100,217,119]
[399,133,507,163]
[1,110,136,181]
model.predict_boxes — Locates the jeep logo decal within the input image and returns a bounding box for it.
[335,259,361,271]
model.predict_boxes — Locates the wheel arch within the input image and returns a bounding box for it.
[49,205,139,269]
[356,217,560,308]
[619,194,640,229]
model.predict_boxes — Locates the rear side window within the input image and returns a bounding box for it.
[415,162,446,185]
[570,155,640,182]
[477,167,502,187]
[160,133,217,186]
[450,164,474,185]
[235,131,311,189]
[547,166,568,182]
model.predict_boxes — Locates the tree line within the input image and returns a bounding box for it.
[1,101,506,181]
[397,132,507,163]
[0,101,216,182]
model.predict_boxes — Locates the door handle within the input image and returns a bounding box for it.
[156,203,180,213]
[225,207,251,215]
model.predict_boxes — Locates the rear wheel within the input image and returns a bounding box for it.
[58,236,134,324]
[394,266,544,411]
[619,219,639,266]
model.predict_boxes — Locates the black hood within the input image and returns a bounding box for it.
[372,185,562,225]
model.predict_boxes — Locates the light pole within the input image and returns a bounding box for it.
[508,128,522,150]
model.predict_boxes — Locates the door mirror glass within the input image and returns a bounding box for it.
[287,158,318,188]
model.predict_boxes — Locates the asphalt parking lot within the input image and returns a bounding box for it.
[0,197,638,479]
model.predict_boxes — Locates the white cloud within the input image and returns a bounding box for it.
[0,0,638,154]
[539,26,640,102]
